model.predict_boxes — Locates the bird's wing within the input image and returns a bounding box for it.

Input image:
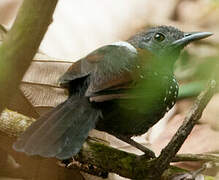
[59,43,150,102]
[85,44,138,95]
[58,60,87,86]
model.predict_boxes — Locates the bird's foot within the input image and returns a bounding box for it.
[58,158,73,167]
[62,158,108,178]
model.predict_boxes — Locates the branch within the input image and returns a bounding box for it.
[0,0,58,113]
[0,79,216,179]
[150,80,216,178]
[173,153,219,162]
[0,88,218,179]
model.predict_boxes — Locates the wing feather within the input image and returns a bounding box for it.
[59,44,139,102]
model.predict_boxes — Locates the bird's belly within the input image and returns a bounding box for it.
[95,76,179,136]
[96,98,171,136]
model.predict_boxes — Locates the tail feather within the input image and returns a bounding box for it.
[56,110,100,159]
[12,103,65,152]
[13,96,101,159]
[22,102,72,155]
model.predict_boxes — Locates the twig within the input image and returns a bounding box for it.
[171,161,219,180]
[173,153,219,162]
[150,80,216,179]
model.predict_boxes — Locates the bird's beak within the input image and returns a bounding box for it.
[172,31,213,47]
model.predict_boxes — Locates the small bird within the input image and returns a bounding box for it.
[13,26,212,159]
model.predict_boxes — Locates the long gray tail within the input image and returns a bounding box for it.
[13,96,101,160]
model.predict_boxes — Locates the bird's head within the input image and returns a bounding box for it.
[128,26,212,71]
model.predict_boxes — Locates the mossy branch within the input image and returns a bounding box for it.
[0,0,58,113]
[0,80,217,179]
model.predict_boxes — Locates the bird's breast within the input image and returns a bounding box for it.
[130,73,179,123]
[162,76,179,112]
[125,74,179,135]
[96,74,179,136]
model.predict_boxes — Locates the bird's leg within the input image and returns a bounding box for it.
[115,134,155,158]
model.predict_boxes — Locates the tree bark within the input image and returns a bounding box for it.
[0,0,58,113]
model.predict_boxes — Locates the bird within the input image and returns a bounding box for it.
[13,26,212,160]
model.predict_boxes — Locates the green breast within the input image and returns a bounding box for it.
[95,74,179,136]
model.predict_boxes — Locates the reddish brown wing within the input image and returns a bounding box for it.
[85,47,155,103]
[58,60,85,86]
[59,44,139,102]
[88,70,135,102]
[58,47,105,86]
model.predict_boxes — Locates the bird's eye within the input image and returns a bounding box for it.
[154,33,165,42]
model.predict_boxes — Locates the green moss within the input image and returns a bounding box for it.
[161,166,188,180]
[120,156,135,170]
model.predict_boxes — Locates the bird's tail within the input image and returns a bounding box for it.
[13,96,101,160]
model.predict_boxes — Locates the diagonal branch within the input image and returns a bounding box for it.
[149,80,216,178]
[0,0,58,114]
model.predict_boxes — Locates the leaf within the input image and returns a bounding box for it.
[9,53,73,116]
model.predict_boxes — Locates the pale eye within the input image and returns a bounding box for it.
[154,33,165,42]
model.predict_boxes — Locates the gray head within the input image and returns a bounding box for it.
[128,26,212,63]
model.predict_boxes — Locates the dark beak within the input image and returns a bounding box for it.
[172,32,213,47]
